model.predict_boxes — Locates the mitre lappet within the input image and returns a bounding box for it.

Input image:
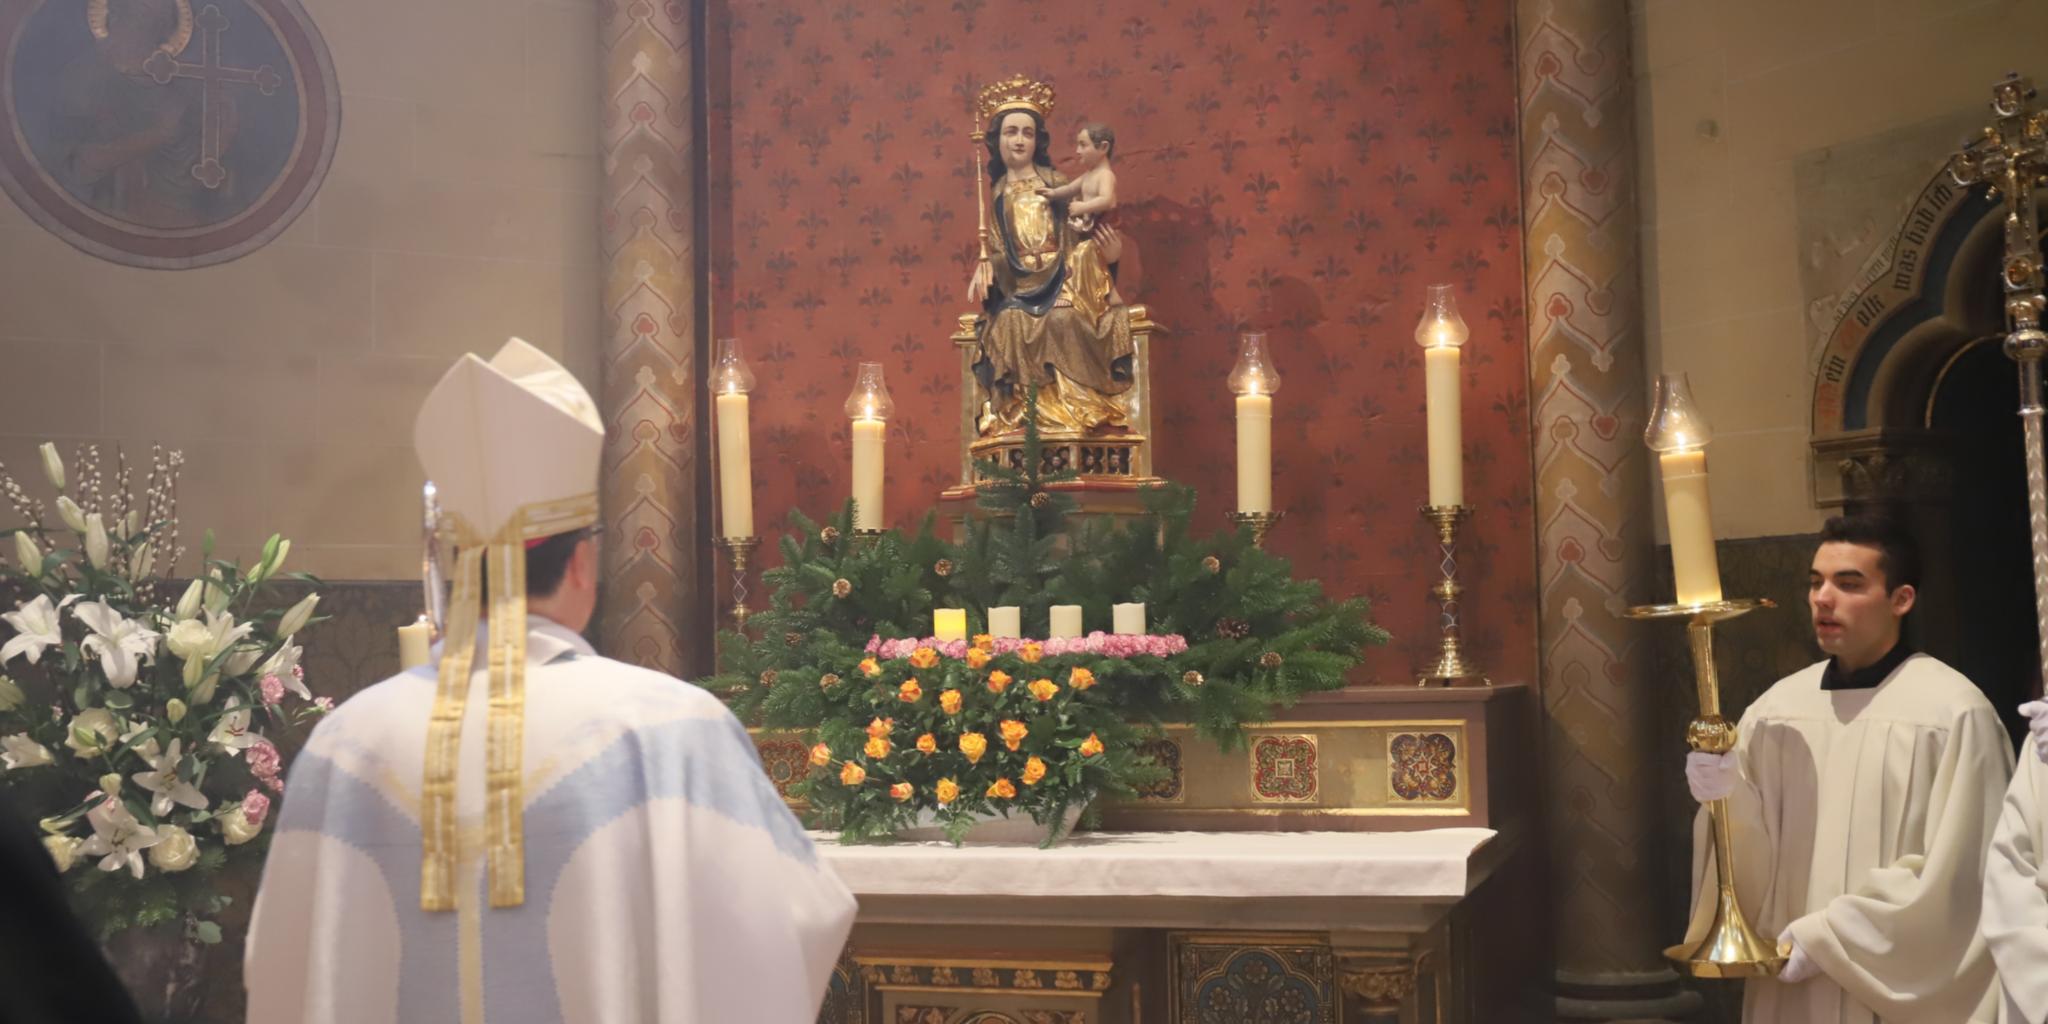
[411,337,603,911]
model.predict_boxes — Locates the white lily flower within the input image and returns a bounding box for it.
[12,531,40,574]
[38,443,64,491]
[44,835,80,872]
[127,541,153,580]
[277,593,319,638]
[77,796,160,879]
[74,600,161,689]
[207,696,257,754]
[259,644,308,699]
[54,496,86,534]
[1,594,68,666]
[131,738,208,816]
[83,514,108,569]
[173,579,204,621]
[1,733,53,769]
[64,708,120,756]
[221,647,262,677]
[202,569,230,616]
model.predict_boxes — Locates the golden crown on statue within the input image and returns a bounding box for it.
[976,75,1056,129]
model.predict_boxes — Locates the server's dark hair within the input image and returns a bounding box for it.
[1818,514,1919,592]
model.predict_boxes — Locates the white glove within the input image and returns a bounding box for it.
[2021,701,2048,764]
[1685,751,1738,803]
[1776,928,1820,983]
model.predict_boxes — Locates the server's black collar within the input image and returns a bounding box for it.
[1820,640,1912,691]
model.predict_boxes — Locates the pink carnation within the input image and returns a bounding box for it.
[247,738,283,791]
[242,789,272,827]
[259,674,286,704]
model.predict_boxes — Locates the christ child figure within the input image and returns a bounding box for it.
[1039,122,1117,232]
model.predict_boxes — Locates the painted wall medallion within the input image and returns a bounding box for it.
[0,0,338,267]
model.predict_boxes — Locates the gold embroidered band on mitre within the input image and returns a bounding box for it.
[419,492,598,912]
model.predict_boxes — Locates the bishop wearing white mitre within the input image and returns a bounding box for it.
[245,339,856,1023]
[1684,516,2011,1023]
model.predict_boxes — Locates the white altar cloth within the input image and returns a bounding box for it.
[817,829,1499,902]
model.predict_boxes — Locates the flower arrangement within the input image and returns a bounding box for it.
[0,443,327,943]
[803,635,1166,845]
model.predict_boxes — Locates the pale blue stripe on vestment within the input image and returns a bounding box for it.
[281,711,815,1023]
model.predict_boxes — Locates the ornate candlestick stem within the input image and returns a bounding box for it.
[1227,510,1284,548]
[1417,505,1485,685]
[1623,597,1784,977]
[713,536,759,629]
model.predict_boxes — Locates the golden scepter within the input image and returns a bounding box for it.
[972,124,990,274]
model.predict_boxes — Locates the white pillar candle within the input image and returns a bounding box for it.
[1235,393,1273,514]
[1112,602,1146,635]
[850,416,885,530]
[715,392,754,537]
[1424,345,1464,506]
[398,618,433,670]
[933,609,967,642]
[1048,604,1083,639]
[1658,448,1723,605]
[988,606,1021,639]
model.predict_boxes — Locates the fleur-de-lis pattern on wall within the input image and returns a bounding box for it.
[706,0,1533,682]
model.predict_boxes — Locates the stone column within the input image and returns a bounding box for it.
[597,4,706,672]
[1519,1,1698,1018]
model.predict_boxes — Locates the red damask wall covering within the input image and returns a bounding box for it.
[705,0,1532,683]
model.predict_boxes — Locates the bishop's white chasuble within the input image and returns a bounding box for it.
[1984,751,2048,1023]
[245,618,857,1023]
[1687,654,2012,1023]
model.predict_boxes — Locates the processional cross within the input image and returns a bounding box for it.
[140,5,283,190]
[1950,74,2048,681]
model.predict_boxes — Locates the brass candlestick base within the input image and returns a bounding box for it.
[1418,505,1487,686]
[713,536,759,629]
[1623,597,1785,978]
[1228,510,1284,548]
[851,528,886,548]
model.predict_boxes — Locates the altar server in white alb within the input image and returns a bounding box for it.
[245,339,856,1023]
[1684,514,2012,1023]
[1983,698,2048,1022]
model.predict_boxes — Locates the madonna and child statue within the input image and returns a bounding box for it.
[943,75,1163,513]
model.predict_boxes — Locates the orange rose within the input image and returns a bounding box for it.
[1019,642,1044,663]
[809,743,832,767]
[859,657,882,677]
[986,670,1013,694]
[1028,678,1059,702]
[1079,733,1104,757]
[959,732,988,763]
[1022,756,1047,785]
[936,778,960,804]
[972,633,994,651]
[939,689,963,714]
[864,736,891,759]
[965,647,992,669]
[916,733,937,755]
[909,646,940,669]
[986,777,1017,800]
[840,761,867,785]
[889,782,913,802]
[898,678,924,702]
[999,719,1028,752]
[865,717,894,739]
[1068,666,1096,690]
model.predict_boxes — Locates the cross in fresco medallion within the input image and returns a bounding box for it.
[141,4,283,189]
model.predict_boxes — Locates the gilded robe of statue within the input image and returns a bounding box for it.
[974,166,1134,435]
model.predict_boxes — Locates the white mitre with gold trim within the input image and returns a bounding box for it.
[410,337,602,912]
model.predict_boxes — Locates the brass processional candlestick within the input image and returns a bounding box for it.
[712,536,759,629]
[1417,505,1486,686]
[1227,510,1284,548]
[1950,73,2048,684]
[1623,597,1784,977]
